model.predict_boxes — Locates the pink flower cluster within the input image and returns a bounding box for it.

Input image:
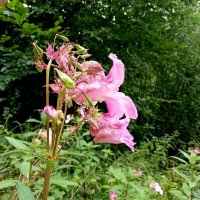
[40,40,138,151]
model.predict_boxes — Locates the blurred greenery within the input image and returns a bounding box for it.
[0,0,200,148]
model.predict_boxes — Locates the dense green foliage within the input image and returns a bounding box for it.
[0,124,200,199]
[0,0,200,147]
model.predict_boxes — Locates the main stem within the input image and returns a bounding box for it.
[42,57,53,199]
[42,166,52,200]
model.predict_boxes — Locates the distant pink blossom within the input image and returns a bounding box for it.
[194,147,200,155]
[132,168,142,176]
[150,181,164,195]
[109,189,117,200]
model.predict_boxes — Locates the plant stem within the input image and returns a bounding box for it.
[46,58,52,152]
[42,166,52,200]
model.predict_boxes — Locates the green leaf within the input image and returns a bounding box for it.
[20,161,31,178]
[182,183,190,197]
[179,150,191,161]
[172,168,190,182]
[170,156,188,165]
[16,181,35,200]
[0,179,17,189]
[170,190,188,200]
[51,175,78,189]
[188,181,197,189]
[5,136,29,150]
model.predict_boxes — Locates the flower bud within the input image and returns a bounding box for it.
[33,43,43,59]
[54,68,75,89]
[58,34,69,42]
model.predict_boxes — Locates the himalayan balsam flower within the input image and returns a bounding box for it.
[109,189,117,200]
[150,181,164,195]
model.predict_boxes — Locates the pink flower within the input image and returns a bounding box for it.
[194,147,200,155]
[150,181,164,195]
[89,114,136,151]
[132,168,142,176]
[109,189,117,200]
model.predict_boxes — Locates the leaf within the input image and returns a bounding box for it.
[170,190,188,200]
[0,179,17,189]
[16,181,35,200]
[26,118,42,124]
[182,183,190,197]
[5,136,29,150]
[170,156,188,165]
[172,168,190,182]
[188,181,197,189]
[51,175,78,189]
[179,150,191,161]
[19,161,31,178]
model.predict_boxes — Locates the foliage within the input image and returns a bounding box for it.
[0,124,200,199]
[0,0,200,147]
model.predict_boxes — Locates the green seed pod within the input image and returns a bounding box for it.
[54,68,75,89]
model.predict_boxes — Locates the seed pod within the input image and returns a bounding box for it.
[54,68,75,89]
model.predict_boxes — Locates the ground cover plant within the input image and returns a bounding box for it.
[0,123,200,199]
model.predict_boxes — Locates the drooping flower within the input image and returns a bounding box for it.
[89,114,136,151]
[150,181,164,195]
[109,189,117,200]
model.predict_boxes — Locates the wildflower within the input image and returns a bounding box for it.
[150,181,164,195]
[109,189,117,200]
[132,168,142,176]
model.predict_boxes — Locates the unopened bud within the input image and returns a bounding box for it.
[75,44,87,54]
[33,43,43,59]
[58,34,69,42]
[54,68,75,89]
